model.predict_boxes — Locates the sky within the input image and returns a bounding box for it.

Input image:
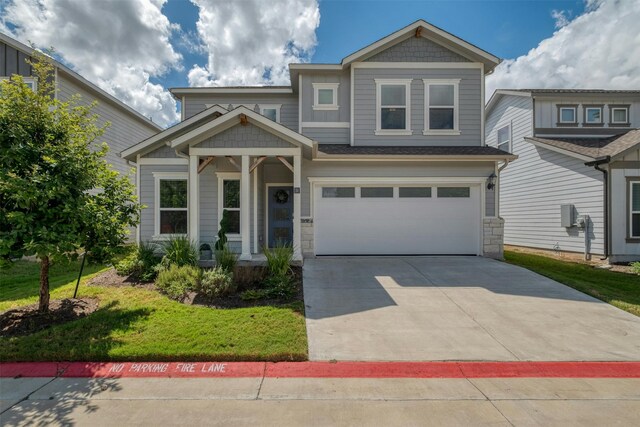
[1,0,638,128]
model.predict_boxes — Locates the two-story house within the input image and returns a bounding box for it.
[0,32,162,179]
[485,89,640,263]
[122,20,515,261]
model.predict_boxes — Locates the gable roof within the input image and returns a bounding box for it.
[0,32,162,132]
[171,106,315,151]
[121,105,228,160]
[340,20,500,71]
[525,129,640,161]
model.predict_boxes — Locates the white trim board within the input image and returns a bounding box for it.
[352,62,484,69]
[137,157,189,165]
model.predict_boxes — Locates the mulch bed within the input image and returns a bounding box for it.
[0,298,99,337]
[189,266,304,309]
[85,268,156,290]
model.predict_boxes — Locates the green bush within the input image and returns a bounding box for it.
[115,242,161,281]
[155,264,201,301]
[240,289,269,301]
[196,267,236,298]
[632,262,640,275]
[263,242,293,278]
[160,236,199,268]
[263,274,297,300]
[215,245,237,273]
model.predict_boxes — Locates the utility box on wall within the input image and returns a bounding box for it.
[560,204,575,228]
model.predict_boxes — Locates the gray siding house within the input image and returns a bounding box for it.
[0,32,162,178]
[485,89,640,263]
[123,20,515,261]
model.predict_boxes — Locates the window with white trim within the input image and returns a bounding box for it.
[312,83,339,110]
[375,79,412,135]
[584,106,603,125]
[631,181,640,238]
[423,79,459,134]
[220,178,241,236]
[558,105,577,125]
[260,104,281,122]
[154,173,188,236]
[497,124,510,152]
[0,76,37,91]
[610,106,630,125]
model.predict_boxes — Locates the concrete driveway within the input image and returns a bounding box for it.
[303,257,640,361]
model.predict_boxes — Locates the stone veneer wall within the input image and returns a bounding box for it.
[301,219,314,258]
[483,217,505,260]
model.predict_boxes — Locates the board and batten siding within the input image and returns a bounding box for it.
[534,97,640,129]
[183,93,298,131]
[0,40,32,77]
[300,160,495,218]
[57,73,158,176]
[353,68,482,146]
[486,94,605,255]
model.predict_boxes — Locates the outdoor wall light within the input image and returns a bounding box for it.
[486,173,497,190]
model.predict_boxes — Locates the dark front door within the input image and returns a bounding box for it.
[268,186,293,247]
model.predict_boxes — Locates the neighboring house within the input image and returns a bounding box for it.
[485,89,640,263]
[122,20,515,261]
[0,32,162,178]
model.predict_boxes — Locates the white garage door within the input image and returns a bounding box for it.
[314,183,481,255]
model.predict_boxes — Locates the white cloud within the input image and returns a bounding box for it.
[551,9,570,28]
[1,0,181,127]
[187,0,320,87]
[487,0,640,98]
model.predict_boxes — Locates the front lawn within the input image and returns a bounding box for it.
[0,261,307,361]
[505,251,640,317]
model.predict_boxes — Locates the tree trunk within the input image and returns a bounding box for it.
[39,256,50,313]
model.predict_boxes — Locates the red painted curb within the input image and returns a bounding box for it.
[2,361,640,379]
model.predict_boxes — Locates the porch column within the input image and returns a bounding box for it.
[293,154,302,260]
[188,155,199,246]
[240,155,252,260]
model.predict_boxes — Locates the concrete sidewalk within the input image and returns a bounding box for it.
[2,376,640,426]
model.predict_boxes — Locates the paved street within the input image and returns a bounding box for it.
[2,376,640,426]
[304,256,640,361]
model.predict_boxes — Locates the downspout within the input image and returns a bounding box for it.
[584,156,611,260]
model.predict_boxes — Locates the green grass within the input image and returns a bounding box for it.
[0,261,308,362]
[505,251,640,317]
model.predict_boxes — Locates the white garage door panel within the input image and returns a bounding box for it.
[314,185,480,255]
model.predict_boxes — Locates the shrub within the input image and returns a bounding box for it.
[214,210,231,250]
[155,265,201,301]
[632,262,640,275]
[263,242,293,278]
[215,245,237,273]
[115,242,161,281]
[196,267,236,298]
[240,289,269,301]
[263,274,297,300]
[160,236,198,268]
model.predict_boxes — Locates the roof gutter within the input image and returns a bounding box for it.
[584,155,611,260]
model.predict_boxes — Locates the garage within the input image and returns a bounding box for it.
[313,182,482,255]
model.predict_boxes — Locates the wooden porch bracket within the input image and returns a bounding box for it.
[239,114,249,126]
[250,156,267,173]
[197,156,216,174]
[226,156,241,171]
[415,27,422,38]
[277,156,294,173]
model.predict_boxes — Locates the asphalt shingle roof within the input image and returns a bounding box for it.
[526,129,640,159]
[317,145,513,156]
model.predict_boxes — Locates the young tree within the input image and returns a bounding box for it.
[0,51,141,312]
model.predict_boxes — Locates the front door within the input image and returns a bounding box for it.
[268,186,294,247]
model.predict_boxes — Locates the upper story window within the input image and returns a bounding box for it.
[610,105,630,126]
[260,104,281,123]
[497,124,511,152]
[557,105,578,126]
[583,105,603,126]
[154,172,188,236]
[312,83,339,110]
[375,79,412,136]
[0,76,37,91]
[630,180,640,239]
[423,79,460,135]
